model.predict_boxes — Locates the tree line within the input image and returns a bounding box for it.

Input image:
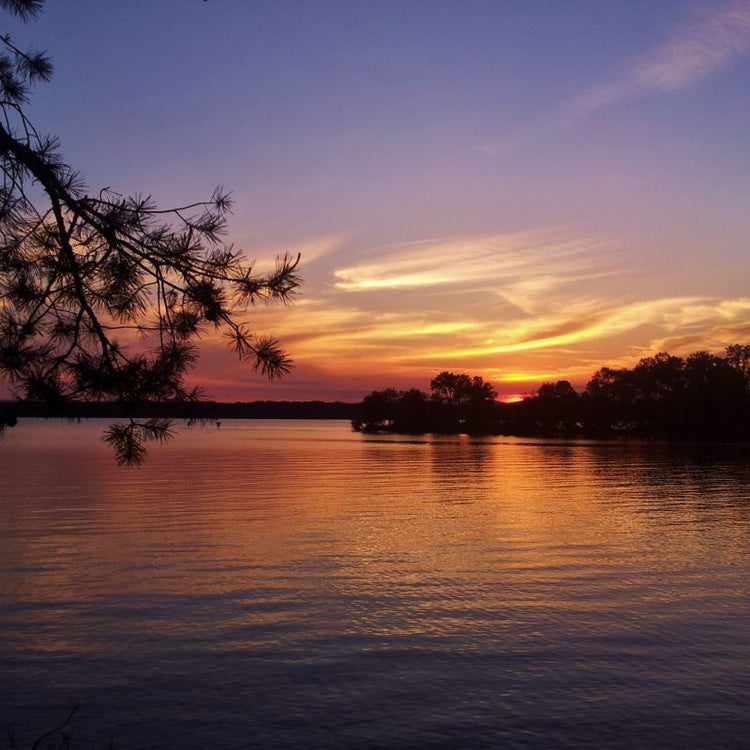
[352,345,750,439]
[1,398,358,421]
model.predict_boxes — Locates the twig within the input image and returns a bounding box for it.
[31,706,77,750]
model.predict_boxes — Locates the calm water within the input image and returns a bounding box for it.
[1,419,749,749]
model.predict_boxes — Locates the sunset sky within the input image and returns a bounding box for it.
[6,0,750,401]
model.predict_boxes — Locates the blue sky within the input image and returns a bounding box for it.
[5,0,750,400]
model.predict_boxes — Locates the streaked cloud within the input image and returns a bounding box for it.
[649,298,750,352]
[411,297,702,362]
[333,231,611,299]
[198,219,750,399]
[188,287,750,400]
[235,230,750,393]
[567,0,750,117]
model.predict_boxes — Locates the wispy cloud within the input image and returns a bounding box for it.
[411,297,703,361]
[333,231,611,299]
[189,225,750,398]
[477,1,750,157]
[190,291,750,399]
[648,298,750,351]
[567,0,750,117]
[243,246,750,381]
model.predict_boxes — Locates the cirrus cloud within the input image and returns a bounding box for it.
[567,0,750,117]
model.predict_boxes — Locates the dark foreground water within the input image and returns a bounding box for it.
[1,419,749,749]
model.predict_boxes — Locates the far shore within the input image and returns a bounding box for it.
[0,399,360,422]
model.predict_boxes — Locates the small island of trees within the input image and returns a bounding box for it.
[352,345,750,439]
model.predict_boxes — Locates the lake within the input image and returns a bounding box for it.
[1,419,749,749]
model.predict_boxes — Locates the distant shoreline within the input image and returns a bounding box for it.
[0,399,359,421]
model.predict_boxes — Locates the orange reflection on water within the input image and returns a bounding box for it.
[2,420,749,656]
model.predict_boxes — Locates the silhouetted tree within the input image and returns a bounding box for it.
[683,350,746,432]
[580,349,750,435]
[355,349,750,439]
[534,379,580,431]
[356,388,401,431]
[582,366,636,431]
[463,375,498,432]
[726,344,750,389]
[467,375,497,404]
[394,387,430,432]
[429,371,468,431]
[0,1,300,462]
[429,371,473,405]
[429,371,497,432]
[354,373,498,434]
[630,352,685,430]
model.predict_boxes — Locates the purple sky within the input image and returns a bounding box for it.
[3,0,750,401]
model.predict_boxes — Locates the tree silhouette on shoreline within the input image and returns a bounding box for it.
[353,346,750,439]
